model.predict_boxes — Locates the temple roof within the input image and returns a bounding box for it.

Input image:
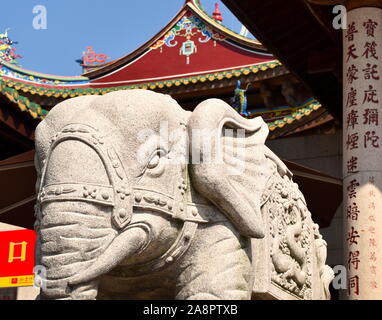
[0,0,329,143]
[0,0,276,90]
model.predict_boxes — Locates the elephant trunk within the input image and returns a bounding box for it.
[69,225,148,286]
[37,201,148,300]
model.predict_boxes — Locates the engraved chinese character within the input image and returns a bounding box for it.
[363,19,378,37]
[347,226,360,245]
[346,22,359,41]
[364,131,380,148]
[363,108,379,125]
[369,215,376,222]
[370,251,377,262]
[370,238,377,247]
[363,85,379,104]
[347,44,359,61]
[347,110,359,129]
[347,202,359,220]
[348,179,360,198]
[369,226,376,234]
[369,202,376,210]
[370,265,377,275]
[362,41,378,60]
[346,133,359,150]
[370,281,378,289]
[347,64,359,84]
[348,250,360,270]
[349,275,359,296]
[369,176,375,184]
[346,87,358,108]
[347,156,359,174]
[362,63,380,80]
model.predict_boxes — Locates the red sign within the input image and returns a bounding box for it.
[0,230,36,288]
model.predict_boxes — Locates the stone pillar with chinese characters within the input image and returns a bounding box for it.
[343,1,382,299]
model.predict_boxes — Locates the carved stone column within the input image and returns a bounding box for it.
[307,0,382,299]
[342,0,382,300]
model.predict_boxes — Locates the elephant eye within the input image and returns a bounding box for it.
[147,149,166,169]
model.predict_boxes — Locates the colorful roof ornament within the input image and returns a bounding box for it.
[0,29,22,66]
[77,46,109,72]
[212,3,223,22]
[231,80,249,116]
[82,46,109,65]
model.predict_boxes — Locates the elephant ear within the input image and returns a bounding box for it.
[188,99,272,238]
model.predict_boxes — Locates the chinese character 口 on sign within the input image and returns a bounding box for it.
[8,242,27,263]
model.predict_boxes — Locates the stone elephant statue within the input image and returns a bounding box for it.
[34,90,333,300]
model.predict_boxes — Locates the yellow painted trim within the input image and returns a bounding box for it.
[0,275,34,288]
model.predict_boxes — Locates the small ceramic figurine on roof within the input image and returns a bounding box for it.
[212,3,223,22]
[231,80,250,116]
[0,29,21,65]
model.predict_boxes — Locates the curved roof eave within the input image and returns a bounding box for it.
[187,0,264,49]
[0,61,88,82]
[83,0,268,79]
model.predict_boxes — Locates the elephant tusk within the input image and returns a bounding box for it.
[68,226,149,286]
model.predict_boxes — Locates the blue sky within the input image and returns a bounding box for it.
[1,0,245,76]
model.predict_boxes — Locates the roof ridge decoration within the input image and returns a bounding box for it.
[0,29,22,66]
[0,74,322,130]
[0,1,264,84]
[2,60,283,98]
[212,3,223,22]
[0,60,89,84]
[149,11,227,64]
[84,0,266,79]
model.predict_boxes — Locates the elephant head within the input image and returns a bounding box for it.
[34,90,291,299]
[188,98,279,238]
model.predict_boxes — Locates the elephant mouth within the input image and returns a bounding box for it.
[38,201,153,300]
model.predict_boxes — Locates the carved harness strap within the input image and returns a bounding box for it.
[38,124,133,231]
[37,124,224,271]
